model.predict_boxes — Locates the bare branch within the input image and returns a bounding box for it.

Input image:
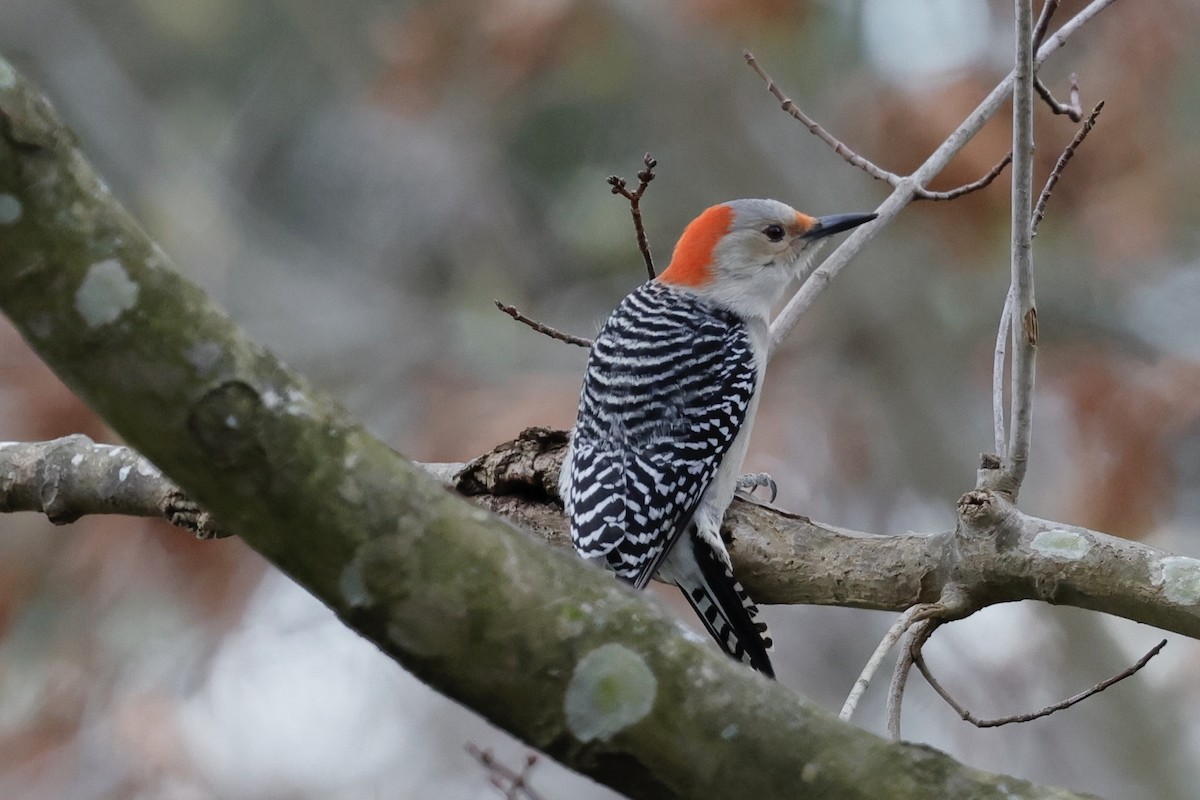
[0,437,228,539]
[765,0,1122,356]
[11,432,1199,651]
[494,300,592,349]
[1035,73,1084,122]
[840,605,926,722]
[1032,101,1105,236]
[993,288,1014,456]
[744,50,1011,202]
[1005,0,1038,496]
[1031,0,1061,51]
[916,639,1167,728]
[607,153,658,279]
[743,50,901,186]
[914,153,1013,201]
[887,619,938,739]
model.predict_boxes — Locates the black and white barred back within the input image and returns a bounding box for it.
[565,280,774,676]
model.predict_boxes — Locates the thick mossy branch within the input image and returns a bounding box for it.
[0,56,1091,800]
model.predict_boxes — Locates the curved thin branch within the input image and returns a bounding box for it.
[840,605,926,722]
[916,153,1013,201]
[1035,73,1084,122]
[915,639,1167,728]
[743,51,900,187]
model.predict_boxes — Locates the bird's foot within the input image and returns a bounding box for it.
[735,472,777,503]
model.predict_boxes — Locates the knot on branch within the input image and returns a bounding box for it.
[164,490,230,539]
[455,427,569,503]
[955,488,1021,540]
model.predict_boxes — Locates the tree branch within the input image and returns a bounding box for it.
[763,0,1121,357]
[607,153,658,280]
[0,436,228,538]
[0,53,1095,800]
[1004,0,1038,499]
[9,429,1200,647]
[1031,101,1105,237]
[494,300,593,348]
[744,51,1013,203]
[915,639,1167,728]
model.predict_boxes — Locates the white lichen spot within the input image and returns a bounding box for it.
[343,452,360,469]
[1032,528,1090,560]
[135,460,160,478]
[673,619,708,645]
[184,341,223,375]
[118,465,132,482]
[0,60,15,88]
[801,762,822,783]
[564,644,657,743]
[0,194,22,224]
[260,387,282,410]
[720,723,738,740]
[282,387,315,418]
[224,414,239,430]
[1155,557,1200,606]
[70,453,84,467]
[339,557,372,608]
[75,259,138,327]
[339,474,364,505]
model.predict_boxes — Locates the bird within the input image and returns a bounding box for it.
[559,198,876,677]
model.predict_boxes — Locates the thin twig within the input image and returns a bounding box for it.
[1031,3,1084,123]
[840,605,926,722]
[1031,101,1105,237]
[763,0,1121,356]
[1034,73,1083,122]
[993,288,1014,456]
[607,153,658,279]
[466,744,549,800]
[745,49,1011,202]
[886,618,939,740]
[494,300,592,349]
[743,50,900,186]
[1005,0,1038,495]
[914,153,1013,201]
[916,639,1167,728]
[1031,0,1061,51]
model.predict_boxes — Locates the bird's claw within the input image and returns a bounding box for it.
[736,472,777,503]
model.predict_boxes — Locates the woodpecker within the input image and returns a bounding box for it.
[560,198,875,677]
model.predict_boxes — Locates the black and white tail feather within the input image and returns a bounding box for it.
[659,526,774,677]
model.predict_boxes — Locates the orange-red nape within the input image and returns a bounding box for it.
[657,204,735,287]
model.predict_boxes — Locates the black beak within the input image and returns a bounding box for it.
[803,212,877,240]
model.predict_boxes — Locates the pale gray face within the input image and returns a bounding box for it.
[719,198,818,272]
[657,198,875,321]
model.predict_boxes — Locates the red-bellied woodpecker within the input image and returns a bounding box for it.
[560,199,876,677]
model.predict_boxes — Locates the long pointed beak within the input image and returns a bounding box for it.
[803,212,877,240]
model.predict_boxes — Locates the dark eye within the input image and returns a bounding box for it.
[762,224,785,242]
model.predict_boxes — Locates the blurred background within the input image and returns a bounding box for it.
[2,0,1200,797]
